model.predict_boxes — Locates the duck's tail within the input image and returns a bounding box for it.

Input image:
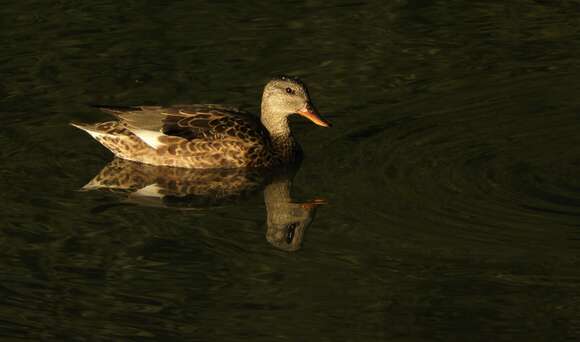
[70,121,147,160]
[70,121,104,137]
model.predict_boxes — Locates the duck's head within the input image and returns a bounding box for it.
[261,75,331,133]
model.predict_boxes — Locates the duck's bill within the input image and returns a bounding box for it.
[298,197,328,209]
[297,106,332,127]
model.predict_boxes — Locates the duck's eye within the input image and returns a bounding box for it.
[285,223,298,244]
[285,87,294,94]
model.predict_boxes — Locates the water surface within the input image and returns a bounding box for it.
[2,1,580,340]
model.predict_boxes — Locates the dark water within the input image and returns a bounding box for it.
[2,1,580,340]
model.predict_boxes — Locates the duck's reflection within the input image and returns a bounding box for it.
[83,159,324,251]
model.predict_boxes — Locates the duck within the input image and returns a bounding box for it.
[71,75,331,169]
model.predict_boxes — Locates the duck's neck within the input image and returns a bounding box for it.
[260,108,300,162]
[264,178,292,213]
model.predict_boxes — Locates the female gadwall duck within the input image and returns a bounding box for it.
[71,76,330,168]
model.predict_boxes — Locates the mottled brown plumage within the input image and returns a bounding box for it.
[71,76,330,169]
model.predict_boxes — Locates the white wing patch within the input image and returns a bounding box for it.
[129,129,167,149]
[133,184,163,198]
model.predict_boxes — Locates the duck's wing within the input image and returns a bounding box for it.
[95,104,267,149]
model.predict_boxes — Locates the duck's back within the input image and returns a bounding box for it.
[72,105,276,169]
